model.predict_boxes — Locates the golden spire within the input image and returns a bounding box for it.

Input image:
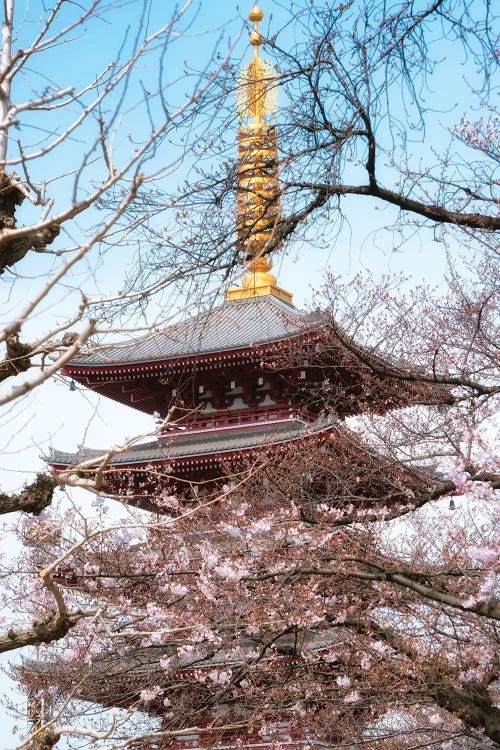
[226,4,292,304]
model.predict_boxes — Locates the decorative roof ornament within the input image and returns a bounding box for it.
[237,5,277,124]
[226,4,292,304]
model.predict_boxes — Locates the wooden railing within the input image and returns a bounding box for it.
[159,406,314,439]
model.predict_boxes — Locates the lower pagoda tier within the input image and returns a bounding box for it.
[50,416,336,505]
[49,416,437,516]
[21,629,367,750]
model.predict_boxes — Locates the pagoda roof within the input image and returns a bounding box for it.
[50,417,335,469]
[66,295,312,371]
[20,629,347,714]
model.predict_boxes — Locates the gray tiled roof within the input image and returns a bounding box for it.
[22,628,347,680]
[50,417,335,467]
[68,295,311,368]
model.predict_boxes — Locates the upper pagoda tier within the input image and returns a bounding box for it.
[61,293,445,426]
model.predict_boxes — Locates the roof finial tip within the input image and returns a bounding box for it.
[249,4,264,48]
[248,4,264,23]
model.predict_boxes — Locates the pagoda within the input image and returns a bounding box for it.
[49,6,444,507]
[25,6,451,748]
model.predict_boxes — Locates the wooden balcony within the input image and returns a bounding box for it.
[159,405,314,440]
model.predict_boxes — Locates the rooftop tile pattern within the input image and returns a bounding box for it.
[69,295,312,367]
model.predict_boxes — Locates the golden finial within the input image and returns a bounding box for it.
[226,4,292,305]
[237,4,277,124]
[248,4,264,23]
[249,4,264,50]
